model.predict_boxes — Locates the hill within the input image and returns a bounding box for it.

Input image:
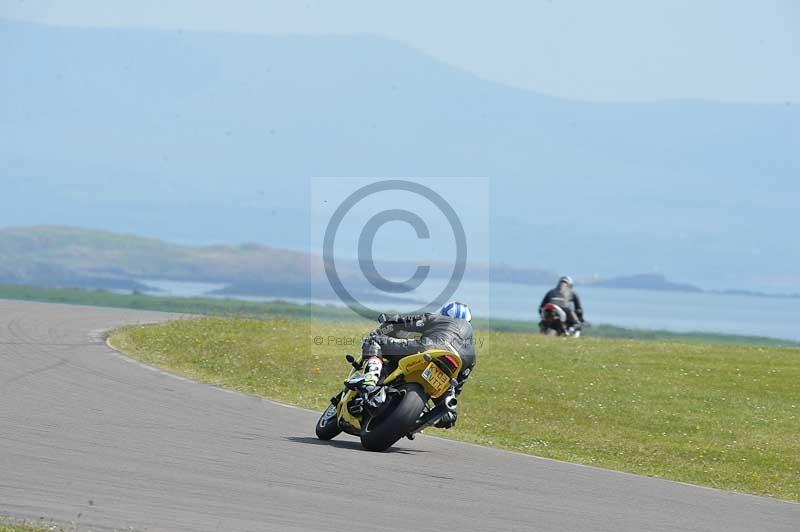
[0,225,329,296]
[1,19,798,290]
[591,273,702,292]
[0,225,555,302]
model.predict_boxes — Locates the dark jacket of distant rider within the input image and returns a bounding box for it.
[539,276,584,326]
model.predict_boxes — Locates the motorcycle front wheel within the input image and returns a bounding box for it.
[315,403,342,440]
[360,383,426,452]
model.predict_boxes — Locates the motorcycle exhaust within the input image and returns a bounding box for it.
[410,403,449,432]
[408,395,457,436]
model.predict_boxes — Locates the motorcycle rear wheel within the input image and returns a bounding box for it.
[360,383,426,452]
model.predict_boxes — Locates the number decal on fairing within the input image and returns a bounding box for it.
[319,404,337,427]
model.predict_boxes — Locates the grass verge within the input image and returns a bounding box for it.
[0,520,70,532]
[110,316,800,501]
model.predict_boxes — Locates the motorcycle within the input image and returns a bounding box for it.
[539,303,583,337]
[315,349,462,451]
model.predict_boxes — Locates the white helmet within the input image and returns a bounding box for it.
[439,301,472,322]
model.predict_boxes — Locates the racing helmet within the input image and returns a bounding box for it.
[439,301,472,322]
[558,276,574,287]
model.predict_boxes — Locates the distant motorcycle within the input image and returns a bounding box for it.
[539,303,584,337]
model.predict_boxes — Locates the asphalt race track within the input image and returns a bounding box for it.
[0,300,797,531]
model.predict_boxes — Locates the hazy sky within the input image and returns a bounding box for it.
[4,0,799,103]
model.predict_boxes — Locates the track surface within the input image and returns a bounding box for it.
[0,300,797,531]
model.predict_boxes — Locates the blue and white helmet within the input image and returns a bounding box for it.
[439,301,472,322]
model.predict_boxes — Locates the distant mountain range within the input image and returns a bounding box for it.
[1,19,798,291]
[1,226,796,301]
[0,226,555,298]
[589,273,702,293]
[586,274,800,299]
[0,225,309,291]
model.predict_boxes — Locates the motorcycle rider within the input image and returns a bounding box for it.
[539,276,584,333]
[358,301,476,429]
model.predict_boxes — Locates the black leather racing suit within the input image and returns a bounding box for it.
[362,313,476,392]
[539,285,584,327]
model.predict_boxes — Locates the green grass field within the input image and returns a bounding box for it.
[110,317,800,501]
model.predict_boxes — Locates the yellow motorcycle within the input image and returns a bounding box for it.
[315,349,462,451]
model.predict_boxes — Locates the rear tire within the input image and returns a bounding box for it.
[360,383,426,452]
[315,403,342,440]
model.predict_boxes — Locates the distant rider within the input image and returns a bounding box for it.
[359,301,476,429]
[539,276,585,333]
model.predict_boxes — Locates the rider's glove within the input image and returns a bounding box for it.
[434,410,457,429]
[362,385,386,409]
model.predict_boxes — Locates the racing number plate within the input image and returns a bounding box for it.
[421,362,450,395]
